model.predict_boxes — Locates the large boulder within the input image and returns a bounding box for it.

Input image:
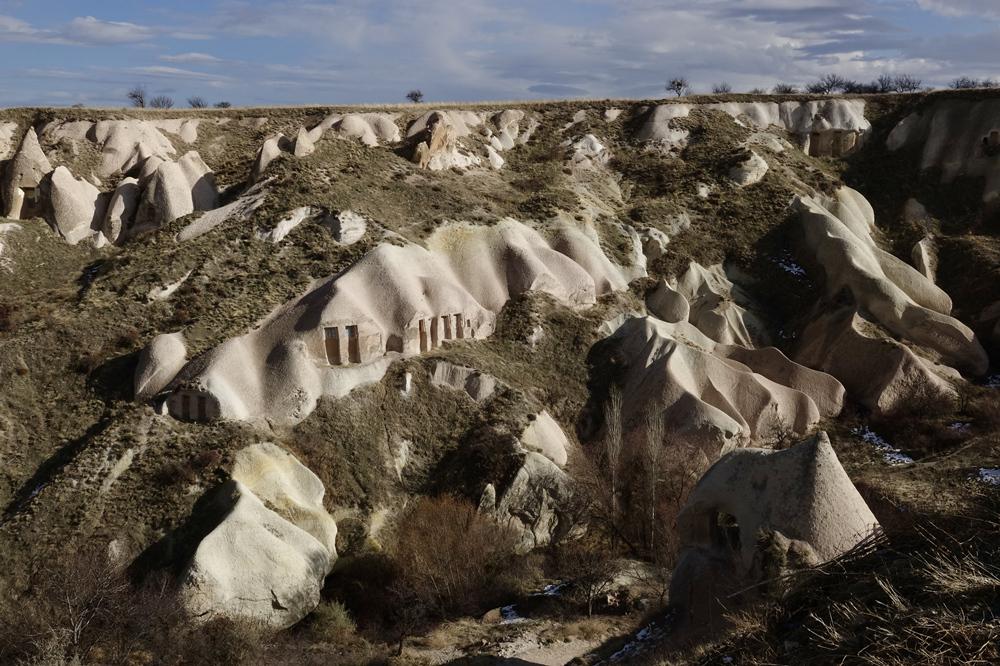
[181,443,337,629]
[670,432,879,627]
[103,177,140,244]
[41,166,103,245]
[134,332,187,401]
[3,128,52,219]
[518,411,569,467]
[796,307,959,415]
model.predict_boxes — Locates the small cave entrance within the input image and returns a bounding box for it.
[710,510,741,556]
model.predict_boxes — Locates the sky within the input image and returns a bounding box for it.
[0,0,997,107]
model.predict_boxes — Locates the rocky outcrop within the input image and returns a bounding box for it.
[480,452,571,553]
[181,443,337,629]
[103,177,140,244]
[431,361,498,402]
[886,98,1000,205]
[3,128,52,219]
[135,151,218,231]
[596,316,844,457]
[796,308,959,414]
[40,166,104,245]
[134,332,188,401]
[670,432,878,627]
[793,187,988,375]
[519,411,570,467]
[163,217,637,425]
[729,151,768,187]
[637,99,870,155]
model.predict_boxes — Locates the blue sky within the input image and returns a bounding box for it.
[0,0,997,106]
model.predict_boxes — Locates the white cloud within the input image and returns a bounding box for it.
[130,66,230,81]
[63,16,153,44]
[160,52,224,64]
[0,14,153,45]
[916,1,1000,19]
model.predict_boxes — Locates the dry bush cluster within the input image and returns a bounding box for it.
[686,515,1000,665]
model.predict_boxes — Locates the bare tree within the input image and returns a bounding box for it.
[406,89,425,103]
[807,74,850,94]
[892,74,922,92]
[749,87,767,94]
[603,384,624,524]
[555,536,619,616]
[214,101,233,108]
[643,407,665,552]
[149,95,175,109]
[666,77,690,97]
[875,74,896,93]
[126,86,146,108]
[711,82,733,94]
[772,83,799,94]
[187,96,208,108]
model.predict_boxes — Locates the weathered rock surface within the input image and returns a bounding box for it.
[181,443,337,629]
[670,432,878,627]
[134,332,188,401]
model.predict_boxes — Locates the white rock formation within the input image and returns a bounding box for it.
[565,134,611,170]
[793,187,987,375]
[519,411,570,467]
[135,152,219,232]
[637,99,870,155]
[181,443,337,629]
[41,119,201,177]
[258,206,313,243]
[670,432,878,626]
[103,177,140,244]
[163,218,637,425]
[134,332,188,400]
[431,361,498,402]
[605,316,844,456]
[728,151,768,187]
[323,210,368,245]
[649,262,768,348]
[3,128,52,219]
[911,235,938,283]
[796,307,959,415]
[41,166,104,245]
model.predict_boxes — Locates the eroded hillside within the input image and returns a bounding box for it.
[0,90,997,664]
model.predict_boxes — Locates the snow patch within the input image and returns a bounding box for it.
[852,425,914,465]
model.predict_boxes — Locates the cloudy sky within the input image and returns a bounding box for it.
[0,0,997,106]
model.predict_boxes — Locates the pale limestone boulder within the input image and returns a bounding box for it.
[251,135,289,181]
[519,411,569,467]
[103,177,140,244]
[911,236,938,283]
[646,279,689,323]
[670,432,878,627]
[431,361,498,402]
[182,444,337,629]
[134,332,187,400]
[178,151,218,212]
[796,307,958,415]
[729,151,768,187]
[3,128,52,219]
[293,126,315,157]
[324,210,367,245]
[42,166,103,245]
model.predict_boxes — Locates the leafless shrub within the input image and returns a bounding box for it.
[126,86,146,108]
[390,495,527,616]
[187,96,208,108]
[149,95,175,109]
[405,89,425,103]
[806,74,850,94]
[552,535,619,616]
[772,83,798,94]
[892,74,923,92]
[214,101,233,108]
[711,82,733,94]
[666,77,690,97]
